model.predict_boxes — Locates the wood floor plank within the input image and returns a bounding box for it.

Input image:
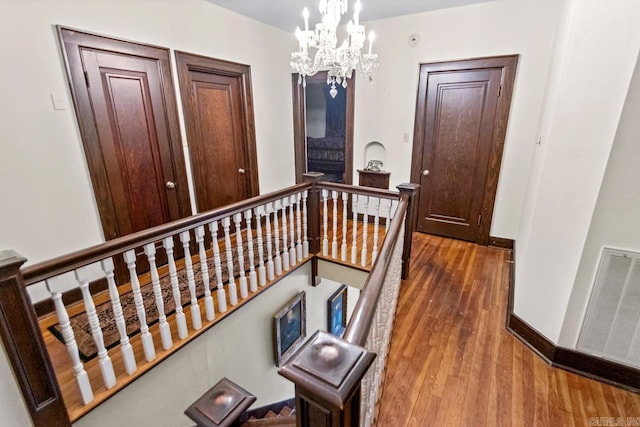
[375,233,640,426]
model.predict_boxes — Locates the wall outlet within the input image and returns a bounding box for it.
[402,132,410,143]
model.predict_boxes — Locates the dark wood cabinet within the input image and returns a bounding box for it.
[358,169,391,189]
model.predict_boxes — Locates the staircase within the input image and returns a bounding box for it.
[239,399,296,427]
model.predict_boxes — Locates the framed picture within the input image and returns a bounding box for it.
[327,285,348,338]
[273,291,306,366]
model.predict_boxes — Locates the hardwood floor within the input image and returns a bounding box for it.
[375,233,640,426]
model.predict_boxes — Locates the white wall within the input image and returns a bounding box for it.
[353,0,563,239]
[71,266,351,427]
[515,0,640,342]
[0,0,295,265]
[559,56,640,347]
[0,342,32,427]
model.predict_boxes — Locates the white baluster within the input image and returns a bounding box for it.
[143,243,173,350]
[208,221,228,313]
[372,197,381,264]
[322,189,329,256]
[245,210,258,292]
[74,267,116,388]
[265,203,276,280]
[351,194,359,264]
[179,231,203,330]
[123,250,156,362]
[302,190,309,257]
[289,195,297,266]
[331,191,338,258]
[361,196,369,266]
[280,199,290,271]
[195,226,215,322]
[46,280,94,404]
[255,207,267,286]
[341,192,348,261]
[386,199,393,233]
[222,217,239,305]
[296,193,303,261]
[162,237,188,339]
[271,202,283,275]
[101,258,137,375]
[233,213,249,299]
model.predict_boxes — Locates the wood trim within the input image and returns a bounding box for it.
[174,51,260,204]
[292,73,354,185]
[56,26,192,239]
[22,183,311,285]
[0,252,70,426]
[488,236,514,249]
[505,240,640,393]
[410,55,519,245]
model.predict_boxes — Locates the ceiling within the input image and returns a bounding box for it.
[206,0,495,32]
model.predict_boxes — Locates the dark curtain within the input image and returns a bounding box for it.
[324,83,346,138]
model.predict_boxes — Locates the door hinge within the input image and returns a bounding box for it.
[83,70,90,87]
[497,84,502,97]
[477,214,482,226]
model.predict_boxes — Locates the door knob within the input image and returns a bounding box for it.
[166,181,176,189]
[422,170,430,176]
[238,168,246,174]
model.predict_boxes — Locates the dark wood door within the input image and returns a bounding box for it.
[58,27,191,240]
[411,56,518,244]
[175,51,259,212]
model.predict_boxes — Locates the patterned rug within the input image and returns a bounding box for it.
[49,237,286,360]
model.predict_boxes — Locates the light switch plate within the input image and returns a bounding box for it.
[50,93,68,110]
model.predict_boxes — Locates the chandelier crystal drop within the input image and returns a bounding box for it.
[291,0,379,98]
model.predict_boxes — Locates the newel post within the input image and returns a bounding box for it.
[303,172,324,286]
[396,183,420,279]
[279,331,375,427]
[0,251,70,426]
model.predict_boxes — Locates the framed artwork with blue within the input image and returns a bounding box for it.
[273,291,306,366]
[327,285,348,338]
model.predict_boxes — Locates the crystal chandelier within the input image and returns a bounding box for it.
[291,0,379,98]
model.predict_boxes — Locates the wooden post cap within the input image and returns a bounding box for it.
[278,330,376,410]
[184,378,256,427]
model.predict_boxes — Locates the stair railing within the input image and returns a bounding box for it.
[279,182,419,427]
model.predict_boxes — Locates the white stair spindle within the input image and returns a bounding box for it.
[255,207,267,287]
[208,221,228,313]
[331,190,338,259]
[195,226,215,321]
[123,250,156,361]
[302,190,309,257]
[351,194,359,264]
[280,199,290,271]
[289,195,297,266]
[272,202,283,275]
[74,267,116,389]
[179,231,203,330]
[372,197,381,264]
[234,213,249,299]
[222,217,239,305]
[322,189,329,256]
[245,210,258,292]
[361,196,369,266]
[162,237,188,339]
[101,258,137,375]
[386,199,393,233]
[341,192,348,261]
[143,243,173,350]
[46,280,94,404]
[295,193,303,261]
[265,204,276,280]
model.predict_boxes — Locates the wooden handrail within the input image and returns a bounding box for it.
[23,183,311,285]
[342,193,408,346]
[316,181,399,200]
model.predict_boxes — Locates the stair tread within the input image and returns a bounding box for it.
[244,416,296,426]
[265,410,278,418]
[278,406,293,417]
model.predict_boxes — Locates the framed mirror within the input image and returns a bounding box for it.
[292,72,354,184]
